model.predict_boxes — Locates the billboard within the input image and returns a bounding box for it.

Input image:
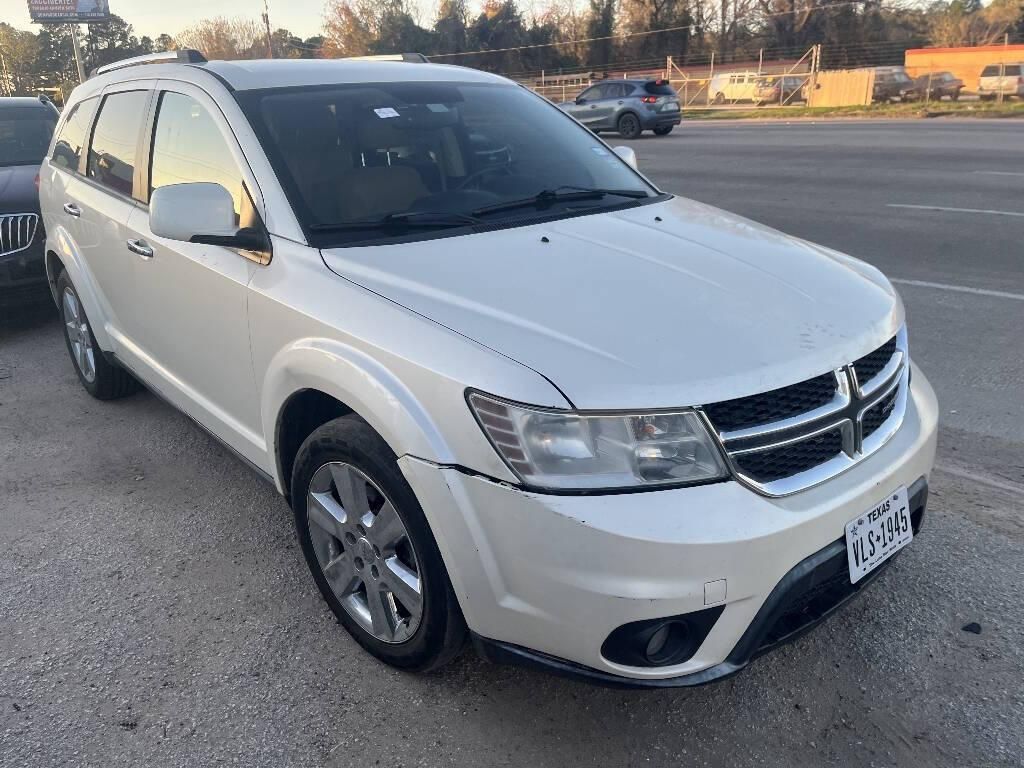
[26,0,111,23]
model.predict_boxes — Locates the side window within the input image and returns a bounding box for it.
[51,97,98,172]
[149,92,243,222]
[87,90,149,198]
[580,85,604,101]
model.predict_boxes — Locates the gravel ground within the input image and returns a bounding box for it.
[1,306,1022,768]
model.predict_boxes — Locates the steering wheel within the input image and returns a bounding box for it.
[455,164,512,191]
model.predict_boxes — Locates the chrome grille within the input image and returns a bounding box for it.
[0,213,39,257]
[703,329,908,496]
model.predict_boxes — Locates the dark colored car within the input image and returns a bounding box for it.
[753,75,808,105]
[870,68,919,103]
[914,72,964,101]
[0,96,59,307]
[559,79,682,139]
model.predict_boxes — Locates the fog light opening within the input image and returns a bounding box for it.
[644,621,691,665]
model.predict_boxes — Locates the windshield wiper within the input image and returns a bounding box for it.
[471,186,650,218]
[310,211,483,232]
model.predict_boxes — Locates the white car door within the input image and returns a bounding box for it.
[50,86,153,341]
[121,81,266,464]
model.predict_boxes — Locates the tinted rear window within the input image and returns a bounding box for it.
[1006,65,1022,76]
[644,81,676,96]
[982,66,1000,76]
[0,106,56,166]
[87,90,149,198]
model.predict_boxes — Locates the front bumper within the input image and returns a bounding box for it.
[399,365,938,684]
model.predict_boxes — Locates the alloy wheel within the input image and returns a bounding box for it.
[306,462,423,644]
[62,287,96,383]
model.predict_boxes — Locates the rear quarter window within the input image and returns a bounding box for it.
[51,97,99,172]
[1005,65,1022,76]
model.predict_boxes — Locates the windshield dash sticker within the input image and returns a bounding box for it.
[374,107,400,118]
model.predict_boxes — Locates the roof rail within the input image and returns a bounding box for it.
[92,49,207,77]
[342,53,430,63]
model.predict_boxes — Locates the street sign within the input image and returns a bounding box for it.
[26,0,111,23]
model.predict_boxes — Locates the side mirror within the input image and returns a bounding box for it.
[150,182,264,250]
[575,96,586,105]
[612,145,638,170]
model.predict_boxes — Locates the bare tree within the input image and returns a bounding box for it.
[175,17,263,60]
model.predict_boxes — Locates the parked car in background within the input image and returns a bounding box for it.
[914,71,963,101]
[0,96,59,309]
[41,51,937,687]
[978,63,1024,100]
[709,71,760,103]
[559,79,681,138]
[870,67,919,102]
[753,75,808,105]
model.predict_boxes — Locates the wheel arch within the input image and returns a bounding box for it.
[264,337,460,498]
[44,226,115,350]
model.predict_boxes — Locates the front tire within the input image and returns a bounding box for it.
[291,415,467,672]
[57,270,139,400]
[617,113,641,139]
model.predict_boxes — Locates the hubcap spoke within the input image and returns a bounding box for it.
[322,550,361,597]
[368,501,405,550]
[365,585,399,639]
[330,464,370,519]
[382,555,422,616]
[307,490,348,539]
[306,461,423,644]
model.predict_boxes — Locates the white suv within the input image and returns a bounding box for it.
[40,51,937,686]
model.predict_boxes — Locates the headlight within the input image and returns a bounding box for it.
[468,391,729,491]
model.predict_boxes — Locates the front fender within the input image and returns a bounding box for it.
[262,336,471,491]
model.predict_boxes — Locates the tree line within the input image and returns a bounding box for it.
[2,0,1023,99]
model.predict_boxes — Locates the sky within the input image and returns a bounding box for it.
[0,0,389,40]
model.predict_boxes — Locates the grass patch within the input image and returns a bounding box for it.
[683,100,1024,121]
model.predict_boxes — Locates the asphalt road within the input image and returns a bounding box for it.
[2,120,1022,768]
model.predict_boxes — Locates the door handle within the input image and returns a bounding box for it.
[63,202,81,217]
[126,239,154,259]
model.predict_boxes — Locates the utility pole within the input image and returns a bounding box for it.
[262,0,275,58]
[70,25,86,83]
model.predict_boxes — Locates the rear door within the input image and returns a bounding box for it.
[121,80,265,458]
[58,85,153,342]
[601,83,633,129]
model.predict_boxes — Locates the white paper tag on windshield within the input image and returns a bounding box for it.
[427,103,449,112]
[374,107,400,118]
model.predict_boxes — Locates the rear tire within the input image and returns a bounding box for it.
[653,125,673,136]
[713,92,725,105]
[617,113,641,140]
[291,414,467,672]
[57,270,139,400]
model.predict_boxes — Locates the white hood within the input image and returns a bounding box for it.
[321,196,903,410]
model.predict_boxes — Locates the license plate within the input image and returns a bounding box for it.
[845,487,912,584]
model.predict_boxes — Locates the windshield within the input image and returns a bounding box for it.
[0,107,57,167]
[235,81,657,246]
